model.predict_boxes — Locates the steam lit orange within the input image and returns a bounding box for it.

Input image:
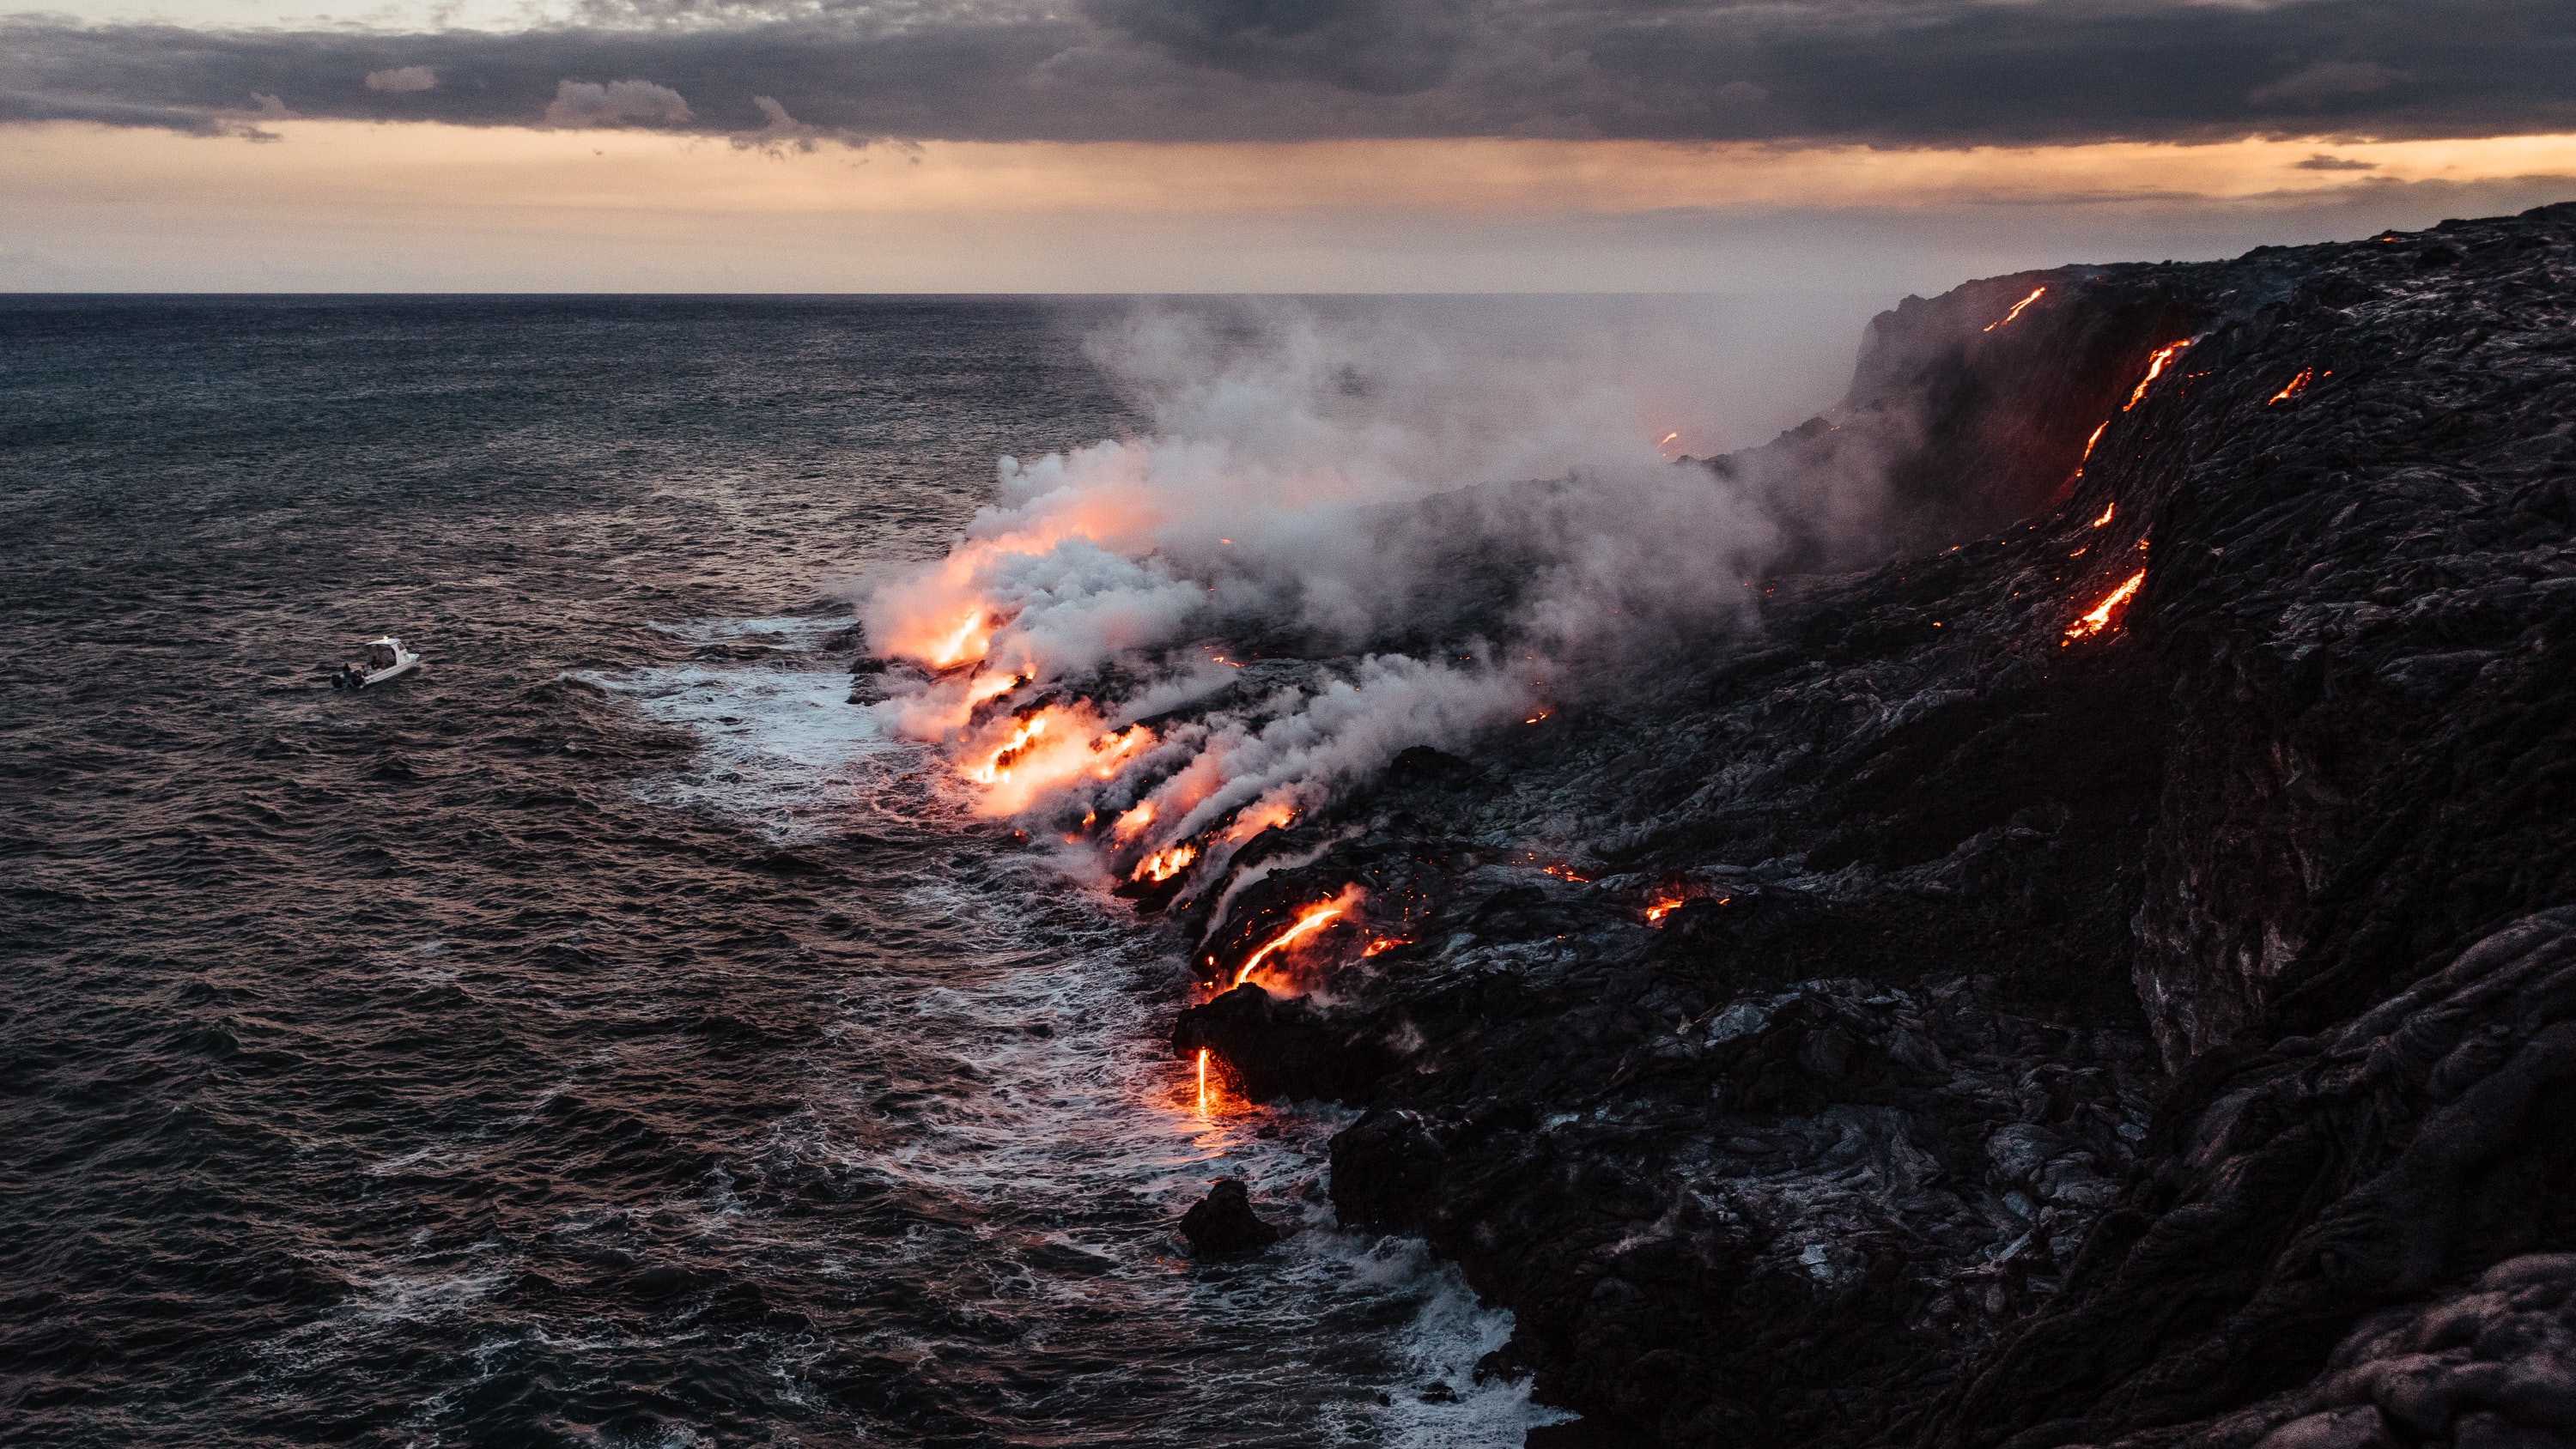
[1218,798,1297,846]
[1134,841,1198,882]
[929,609,986,668]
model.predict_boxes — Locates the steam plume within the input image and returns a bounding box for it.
[851,298,1869,888]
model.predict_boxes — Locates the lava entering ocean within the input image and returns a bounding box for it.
[844,300,1898,1008]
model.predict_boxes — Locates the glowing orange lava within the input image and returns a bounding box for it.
[1984,286,2046,332]
[2268,369,2314,405]
[1134,841,1198,882]
[1644,895,1686,925]
[1196,1046,1209,1114]
[1362,937,1405,957]
[960,706,1155,816]
[2081,421,2107,463]
[2125,341,2192,411]
[1218,798,1297,846]
[928,609,987,668]
[1233,902,1346,987]
[2091,501,2116,528]
[1088,725,1151,780]
[1540,864,1593,883]
[967,713,1049,785]
[2064,570,2147,643]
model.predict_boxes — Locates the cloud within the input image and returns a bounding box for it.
[1085,0,1471,96]
[364,64,437,92]
[543,77,692,126]
[2249,60,2408,108]
[729,94,827,153]
[2294,152,2379,172]
[0,1,2568,146]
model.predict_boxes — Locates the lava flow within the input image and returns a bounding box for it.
[1232,900,1350,988]
[1984,286,2046,331]
[2064,570,2147,643]
[1133,841,1197,883]
[963,706,1154,816]
[2268,369,2325,405]
[2125,341,2192,410]
[1644,895,1686,925]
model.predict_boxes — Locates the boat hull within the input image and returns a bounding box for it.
[338,656,421,690]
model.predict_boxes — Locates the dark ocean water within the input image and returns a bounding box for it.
[0,297,1551,1448]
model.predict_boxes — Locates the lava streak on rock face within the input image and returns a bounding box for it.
[2124,339,2192,409]
[1229,895,1355,990]
[2063,569,2146,643]
[1983,286,2046,332]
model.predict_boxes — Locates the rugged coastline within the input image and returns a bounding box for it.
[1159,204,2576,1446]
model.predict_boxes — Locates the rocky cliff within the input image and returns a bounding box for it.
[1163,203,2576,1446]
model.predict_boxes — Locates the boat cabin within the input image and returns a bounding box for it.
[365,638,403,670]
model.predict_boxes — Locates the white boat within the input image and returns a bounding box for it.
[333,636,422,691]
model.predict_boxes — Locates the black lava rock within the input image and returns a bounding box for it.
[1179,1179,1281,1257]
[1143,202,2576,1448]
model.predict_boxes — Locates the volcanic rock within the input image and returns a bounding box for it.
[1179,1178,1282,1257]
[1150,202,2576,1446]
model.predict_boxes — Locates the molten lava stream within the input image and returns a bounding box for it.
[2125,340,2192,410]
[1230,900,1351,989]
[2064,570,2148,644]
[1178,1045,1249,1123]
[1983,286,2045,332]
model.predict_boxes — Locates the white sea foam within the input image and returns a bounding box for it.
[583,616,899,841]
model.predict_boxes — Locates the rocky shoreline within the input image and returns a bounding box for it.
[1162,203,2576,1446]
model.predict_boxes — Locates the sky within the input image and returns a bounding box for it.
[3,0,2573,291]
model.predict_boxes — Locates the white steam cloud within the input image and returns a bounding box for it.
[850,297,1870,892]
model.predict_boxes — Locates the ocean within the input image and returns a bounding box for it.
[0,296,1558,1447]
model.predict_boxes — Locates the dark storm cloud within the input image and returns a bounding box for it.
[1083,0,1471,95]
[3,0,2572,144]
